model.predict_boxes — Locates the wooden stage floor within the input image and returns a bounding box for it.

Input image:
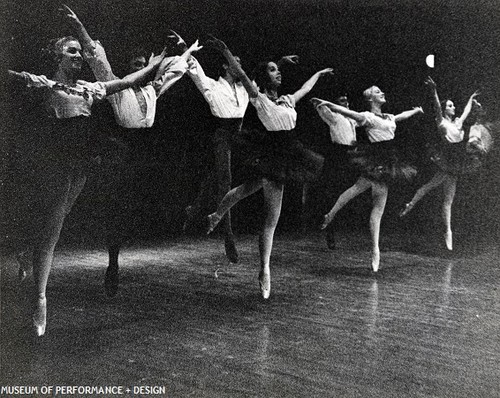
[1,231,499,397]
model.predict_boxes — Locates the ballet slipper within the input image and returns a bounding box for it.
[206,213,221,235]
[445,230,453,251]
[33,296,47,337]
[399,202,414,218]
[371,250,380,272]
[258,270,271,299]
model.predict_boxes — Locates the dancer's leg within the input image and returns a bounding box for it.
[400,171,447,217]
[442,174,457,250]
[32,171,86,336]
[207,179,263,233]
[214,128,239,262]
[321,177,372,229]
[369,181,388,272]
[258,179,284,299]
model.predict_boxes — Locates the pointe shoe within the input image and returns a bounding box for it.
[445,231,453,251]
[258,270,271,299]
[320,214,333,230]
[206,213,221,235]
[224,237,239,264]
[371,251,380,272]
[399,202,414,218]
[33,297,47,337]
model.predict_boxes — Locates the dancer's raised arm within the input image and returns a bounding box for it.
[425,76,443,124]
[292,68,333,104]
[105,48,167,95]
[204,35,258,98]
[457,90,480,125]
[59,4,93,51]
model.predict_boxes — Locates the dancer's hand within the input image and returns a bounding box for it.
[187,39,203,54]
[280,55,299,65]
[205,34,228,52]
[413,106,424,114]
[59,4,82,27]
[317,68,334,77]
[470,90,481,100]
[167,30,188,51]
[148,47,168,67]
[424,76,436,89]
[310,97,328,108]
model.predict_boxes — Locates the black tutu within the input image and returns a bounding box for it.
[233,129,324,183]
[428,141,481,176]
[348,140,417,184]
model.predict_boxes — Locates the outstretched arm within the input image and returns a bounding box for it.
[292,68,333,104]
[103,48,166,95]
[205,35,259,98]
[395,107,424,123]
[457,90,480,125]
[60,4,94,52]
[154,38,202,81]
[425,76,443,125]
[311,97,367,124]
[153,39,203,97]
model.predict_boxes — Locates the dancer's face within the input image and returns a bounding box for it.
[369,86,386,104]
[128,56,147,73]
[58,40,83,72]
[336,95,349,109]
[444,100,455,117]
[266,62,282,88]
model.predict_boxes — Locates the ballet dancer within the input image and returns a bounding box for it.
[312,86,423,271]
[399,77,479,251]
[60,5,202,295]
[204,35,331,298]
[182,29,299,264]
[313,93,358,249]
[8,33,167,336]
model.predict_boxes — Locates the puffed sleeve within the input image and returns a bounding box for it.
[152,56,189,97]
[82,40,117,82]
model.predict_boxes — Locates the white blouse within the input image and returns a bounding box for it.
[359,111,397,143]
[316,106,357,145]
[84,40,189,128]
[20,72,106,119]
[188,57,249,119]
[438,118,464,143]
[250,92,297,131]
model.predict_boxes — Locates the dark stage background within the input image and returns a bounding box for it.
[1,0,499,248]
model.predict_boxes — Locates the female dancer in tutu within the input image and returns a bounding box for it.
[204,35,332,299]
[312,86,423,271]
[8,35,167,336]
[399,77,480,251]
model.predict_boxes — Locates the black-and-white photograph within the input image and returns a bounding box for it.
[1,0,499,396]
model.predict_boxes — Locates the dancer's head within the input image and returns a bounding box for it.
[252,61,281,91]
[363,86,386,106]
[44,36,82,73]
[219,55,242,81]
[335,94,349,109]
[441,99,455,118]
[127,47,149,74]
